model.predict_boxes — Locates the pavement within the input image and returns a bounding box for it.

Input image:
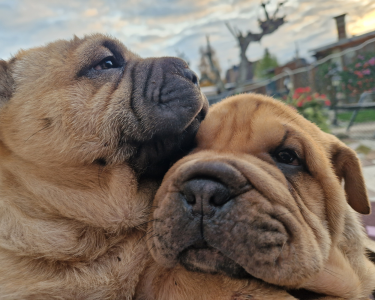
[346,139,375,200]
[345,138,375,241]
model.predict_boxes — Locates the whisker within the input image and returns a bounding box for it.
[274,241,286,264]
[272,208,298,218]
[323,267,343,281]
[146,233,158,242]
[135,219,157,228]
[25,124,50,142]
[136,228,154,245]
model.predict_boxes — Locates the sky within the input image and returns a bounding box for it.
[1,0,375,76]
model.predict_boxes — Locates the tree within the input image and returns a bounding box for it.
[226,1,287,87]
[254,48,278,79]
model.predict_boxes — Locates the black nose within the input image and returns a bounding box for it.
[183,69,199,87]
[181,179,232,214]
[159,57,199,87]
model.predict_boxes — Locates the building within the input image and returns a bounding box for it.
[225,61,258,84]
[273,57,310,94]
[311,14,375,67]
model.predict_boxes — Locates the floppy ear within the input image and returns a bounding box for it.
[331,141,370,214]
[0,59,14,105]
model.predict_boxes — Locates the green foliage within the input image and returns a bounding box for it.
[337,109,375,123]
[314,62,338,107]
[254,48,278,79]
[280,87,331,132]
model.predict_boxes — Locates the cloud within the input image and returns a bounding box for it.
[1,0,375,78]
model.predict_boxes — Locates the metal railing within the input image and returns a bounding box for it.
[205,37,375,139]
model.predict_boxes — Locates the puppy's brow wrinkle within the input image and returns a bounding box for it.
[142,60,155,100]
[25,121,51,141]
[282,115,299,126]
[39,118,52,127]
[129,62,142,124]
[158,70,166,104]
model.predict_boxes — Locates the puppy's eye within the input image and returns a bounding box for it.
[275,149,300,166]
[93,56,119,70]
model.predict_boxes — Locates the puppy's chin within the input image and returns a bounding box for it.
[178,245,252,279]
[129,108,206,178]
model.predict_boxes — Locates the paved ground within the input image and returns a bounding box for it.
[345,138,375,241]
[331,121,375,140]
[346,139,375,199]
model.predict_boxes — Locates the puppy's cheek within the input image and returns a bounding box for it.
[149,192,197,267]
[204,190,327,286]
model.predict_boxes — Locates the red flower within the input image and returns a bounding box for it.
[297,101,303,107]
[325,100,331,106]
[320,94,327,99]
[306,96,312,101]
[295,87,311,94]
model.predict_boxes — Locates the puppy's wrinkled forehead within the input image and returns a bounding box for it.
[195,95,323,155]
[13,35,131,84]
[73,37,135,75]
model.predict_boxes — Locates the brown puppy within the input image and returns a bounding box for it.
[139,94,375,299]
[0,34,208,299]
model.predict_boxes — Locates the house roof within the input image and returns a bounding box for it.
[310,29,375,55]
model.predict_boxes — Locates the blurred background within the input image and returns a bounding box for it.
[1,0,375,236]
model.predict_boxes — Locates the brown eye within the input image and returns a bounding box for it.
[275,149,300,166]
[93,56,119,70]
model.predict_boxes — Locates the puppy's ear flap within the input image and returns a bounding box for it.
[331,142,370,214]
[0,59,14,105]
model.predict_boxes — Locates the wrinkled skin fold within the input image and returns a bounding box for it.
[138,94,375,300]
[0,34,208,299]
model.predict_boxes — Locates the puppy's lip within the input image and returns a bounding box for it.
[178,242,252,278]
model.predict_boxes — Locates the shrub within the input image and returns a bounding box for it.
[281,87,331,132]
[340,53,375,97]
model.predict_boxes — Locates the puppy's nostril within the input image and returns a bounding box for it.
[181,179,232,210]
[181,192,196,205]
[209,194,231,207]
[191,74,198,86]
[183,69,199,87]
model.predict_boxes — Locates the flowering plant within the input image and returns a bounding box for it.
[340,53,375,97]
[282,87,331,132]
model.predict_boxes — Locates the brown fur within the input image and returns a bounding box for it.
[0,34,207,299]
[137,94,375,300]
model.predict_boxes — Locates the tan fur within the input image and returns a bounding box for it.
[137,94,375,300]
[0,34,207,299]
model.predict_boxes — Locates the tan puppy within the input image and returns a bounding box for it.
[138,94,375,300]
[0,34,208,299]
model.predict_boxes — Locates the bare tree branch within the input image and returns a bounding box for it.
[272,0,287,19]
[225,22,237,39]
[225,0,287,86]
[261,1,271,21]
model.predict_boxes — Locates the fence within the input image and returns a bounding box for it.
[205,37,375,140]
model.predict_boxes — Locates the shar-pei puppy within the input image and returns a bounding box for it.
[0,34,208,299]
[138,94,375,300]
